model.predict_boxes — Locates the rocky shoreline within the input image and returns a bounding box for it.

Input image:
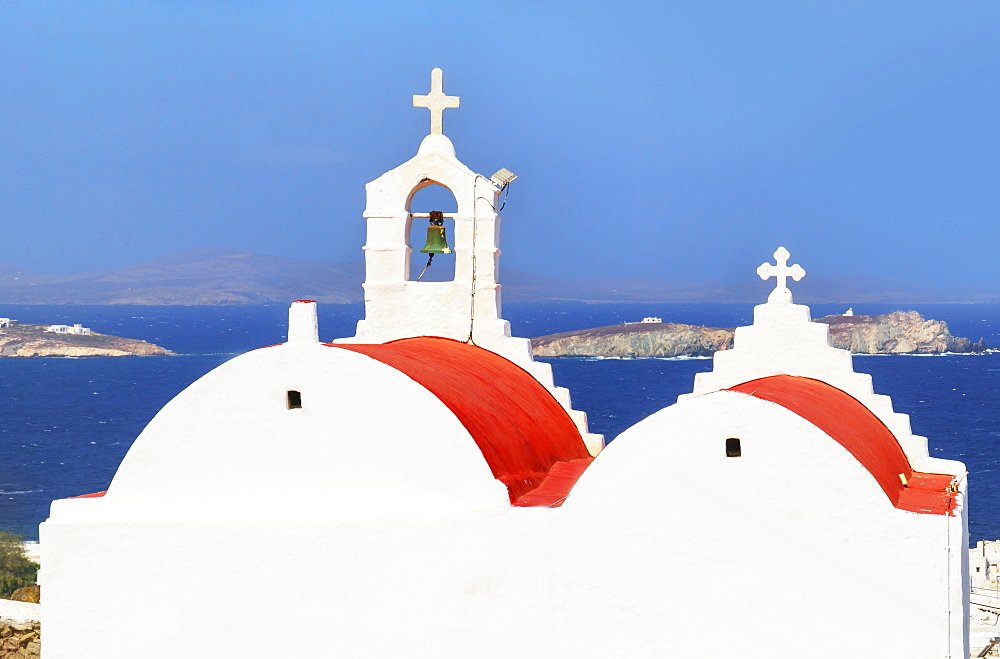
[0,324,172,357]
[531,311,985,359]
[815,311,983,354]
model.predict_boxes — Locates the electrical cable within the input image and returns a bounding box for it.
[467,176,513,343]
[467,176,483,344]
[497,182,511,211]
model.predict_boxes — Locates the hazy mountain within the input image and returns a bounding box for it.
[0,250,365,305]
[0,250,993,305]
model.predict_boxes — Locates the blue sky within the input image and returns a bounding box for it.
[2,2,998,290]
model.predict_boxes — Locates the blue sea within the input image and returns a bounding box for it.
[1,302,998,543]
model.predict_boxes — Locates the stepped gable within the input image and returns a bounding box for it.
[682,247,957,474]
[682,246,965,513]
[695,249,964,514]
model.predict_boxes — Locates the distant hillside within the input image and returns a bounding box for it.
[0,251,365,305]
[0,324,172,357]
[531,311,984,358]
[815,311,984,354]
[0,250,994,305]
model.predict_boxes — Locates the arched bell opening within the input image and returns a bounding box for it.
[407,182,458,282]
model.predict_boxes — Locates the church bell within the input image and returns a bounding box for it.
[419,210,453,255]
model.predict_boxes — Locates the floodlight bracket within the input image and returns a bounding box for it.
[490,168,517,188]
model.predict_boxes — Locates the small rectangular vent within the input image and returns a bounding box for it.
[287,390,302,410]
[725,437,741,458]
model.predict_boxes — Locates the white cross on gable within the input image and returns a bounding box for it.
[757,246,805,303]
[413,68,460,136]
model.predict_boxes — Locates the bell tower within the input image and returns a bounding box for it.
[349,68,509,349]
[342,69,603,455]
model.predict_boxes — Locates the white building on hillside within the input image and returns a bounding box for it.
[45,324,91,335]
[39,72,969,658]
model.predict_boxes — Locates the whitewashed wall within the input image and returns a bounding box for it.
[40,387,968,657]
[554,391,968,658]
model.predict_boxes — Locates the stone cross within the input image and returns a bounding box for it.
[757,246,805,302]
[413,68,460,135]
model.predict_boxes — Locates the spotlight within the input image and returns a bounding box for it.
[490,168,517,188]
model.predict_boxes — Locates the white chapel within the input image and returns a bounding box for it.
[38,71,969,658]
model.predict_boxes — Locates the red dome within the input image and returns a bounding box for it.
[728,375,957,515]
[331,337,593,507]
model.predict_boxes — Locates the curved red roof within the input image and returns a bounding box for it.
[68,491,106,499]
[728,375,957,515]
[330,337,593,507]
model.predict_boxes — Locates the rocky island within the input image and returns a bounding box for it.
[531,311,985,359]
[0,323,172,357]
